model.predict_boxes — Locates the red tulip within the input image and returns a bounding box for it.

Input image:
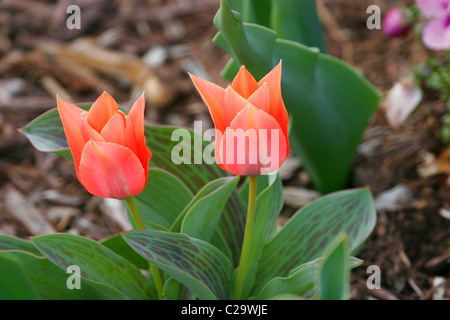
[190,62,289,176]
[57,92,152,199]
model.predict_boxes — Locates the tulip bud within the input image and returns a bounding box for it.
[383,7,412,38]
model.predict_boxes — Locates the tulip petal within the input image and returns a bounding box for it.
[80,113,105,142]
[190,74,228,133]
[231,65,260,99]
[57,97,88,169]
[124,94,152,173]
[100,111,127,145]
[87,92,119,133]
[78,140,146,199]
[422,16,450,51]
[216,105,288,176]
[223,86,252,128]
[255,62,290,153]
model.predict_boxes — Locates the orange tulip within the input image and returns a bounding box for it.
[57,92,152,199]
[190,62,289,176]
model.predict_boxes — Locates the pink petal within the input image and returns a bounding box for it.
[78,140,146,199]
[422,16,450,50]
[57,97,88,169]
[415,0,449,18]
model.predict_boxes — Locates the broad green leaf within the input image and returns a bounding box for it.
[270,0,326,52]
[252,188,376,295]
[228,0,271,27]
[213,0,276,80]
[133,168,193,229]
[31,233,155,300]
[0,234,42,256]
[181,176,239,243]
[250,256,362,300]
[100,233,149,270]
[213,2,381,193]
[122,229,233,300]
[237,174,283,299]
[19,106,246,266]
[0,250,126,299]
[318,233,350,300]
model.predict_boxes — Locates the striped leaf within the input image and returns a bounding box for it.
[122,229,233,300]
[252,188,376,295]
[31,233,155,299]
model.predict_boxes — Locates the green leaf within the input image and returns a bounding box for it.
[31,233,155,299]
[213,0,276,80]
[270,0,327,52]
[252,188,376,295]
[318,233,351,300]
[122,229,233,300]
[0,234,43,256]
[0,250,126,299]
[133,168,193,229]
[251,256,362,300]
[272,40,381,193]
[237,174,283,299]
[181,176,240,243]
[100,233,149,270]
[228,0,272,27]
[213,3,381,193]
[18,104,91,160]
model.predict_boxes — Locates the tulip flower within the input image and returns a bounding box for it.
[416,0,450,50]
[57,92,152,199]
[383,7,412,38]
[190,62,290,176]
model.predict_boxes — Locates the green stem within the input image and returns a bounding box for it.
[125,197,164,300]
[232,176,257,300]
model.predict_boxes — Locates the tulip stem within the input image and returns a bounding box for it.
[232,176,257,300]
[125,197,164,300]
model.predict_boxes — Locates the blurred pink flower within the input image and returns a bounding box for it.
[416,0,450,50]
[383,7,412,37]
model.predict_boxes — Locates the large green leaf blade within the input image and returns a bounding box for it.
[122,229,233,300]
[270,0,327,52]
[252,188,376,295]
[272,40,381,193]
[0,234,43,256]
[133,168,193,229]
[0,250,126,300]
[31,233,155,300]
[181,176,239,243]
